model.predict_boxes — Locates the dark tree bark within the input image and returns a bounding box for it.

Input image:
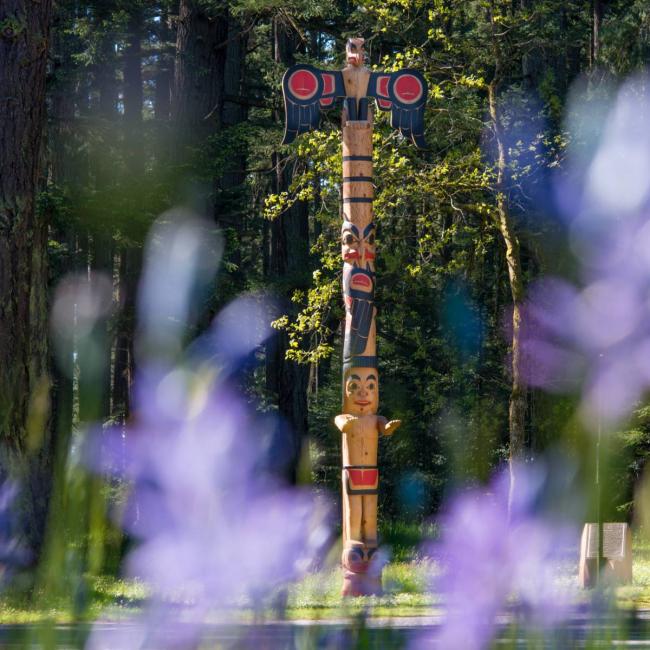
[265,19,310,483]
[172,0,228,152]
[123,4,144,179]
[0,0,54,553]
[214,16,249,276]
[171,0,228,216]
[78,3,119,427]
[112,2,145,422]
[269,155,310,483]
[218,18,249,188]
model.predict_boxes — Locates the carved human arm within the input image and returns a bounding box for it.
[376,416,401,436]
[335,413,358,433]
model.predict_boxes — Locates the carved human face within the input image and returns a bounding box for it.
[343,368,379,415]
[341,222,375,267]
[346,38,365,67]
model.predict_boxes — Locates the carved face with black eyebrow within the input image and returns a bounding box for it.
[343,368,379,415]
[346,38,366,67]
[341,221,376,268]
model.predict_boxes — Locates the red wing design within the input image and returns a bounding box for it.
[281,65,345,145]
[368,69,428,149]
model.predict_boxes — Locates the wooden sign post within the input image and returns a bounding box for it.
[282,38,427,596]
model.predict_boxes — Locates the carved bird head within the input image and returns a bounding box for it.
[346,38,366,67]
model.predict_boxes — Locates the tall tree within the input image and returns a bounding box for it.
[112,1,146,422]
[172,0,228,169]
[0,0,54,553]
[265,17,311,483]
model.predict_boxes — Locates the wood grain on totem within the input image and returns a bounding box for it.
[342,66,371,105]
[343,159,373,176]
[342,126,373,228]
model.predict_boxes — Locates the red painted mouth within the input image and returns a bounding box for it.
[354,400,370,406]
[344,250,360,260]
[351,275,371,288]
[364,251,375,261]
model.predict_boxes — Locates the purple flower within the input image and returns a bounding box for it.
[520,74,650,429]
[413,465,575,650]
[85,214,331,649]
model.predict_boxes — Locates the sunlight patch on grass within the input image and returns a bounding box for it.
[3,541,650,623]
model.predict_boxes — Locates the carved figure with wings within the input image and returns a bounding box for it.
[281,38,428,148]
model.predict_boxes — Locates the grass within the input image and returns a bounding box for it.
[285,561,440,619]
[2,525,650,624]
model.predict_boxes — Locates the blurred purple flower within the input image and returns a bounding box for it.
[85,213,331,649]
[519,74,650,429]
[99,382,330,603]
[520,229,650,428]
[413,465,574,650]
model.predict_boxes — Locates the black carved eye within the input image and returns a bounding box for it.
[368,383,375,390]
[349,382,358,391]
[343,233,357,246]
[367,233,375,245]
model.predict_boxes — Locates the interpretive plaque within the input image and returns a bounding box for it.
[578,522,632,588]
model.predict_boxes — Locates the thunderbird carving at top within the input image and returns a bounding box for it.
[281,38,428,148]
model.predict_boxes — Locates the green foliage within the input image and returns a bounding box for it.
[35,0,650,604]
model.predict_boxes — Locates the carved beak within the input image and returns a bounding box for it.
[347,52,362,66]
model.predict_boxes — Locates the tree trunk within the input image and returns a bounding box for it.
[123,5,144,180]
[217,18,249,202]
[0,0,54,554]
[154,7,173,122]
[488,79,526,511]
[214,16,249,280]
[591,0,603,67]
[81,4,118,426]
[269,154,310,483]
[172,0,228,154]
[112,3,145,423]
[265,20,310,483]
[171,0,228,215]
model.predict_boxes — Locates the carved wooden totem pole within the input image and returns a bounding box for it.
[282,38,427,596]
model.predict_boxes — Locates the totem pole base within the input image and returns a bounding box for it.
[342,570,382,597]
[341,545,384,597]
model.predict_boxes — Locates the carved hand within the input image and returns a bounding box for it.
[382,419,401,436]
[335,414,358,433]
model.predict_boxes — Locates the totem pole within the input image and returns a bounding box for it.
[282,38,427,596]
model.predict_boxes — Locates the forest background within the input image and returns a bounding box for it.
[2,0,650,577]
